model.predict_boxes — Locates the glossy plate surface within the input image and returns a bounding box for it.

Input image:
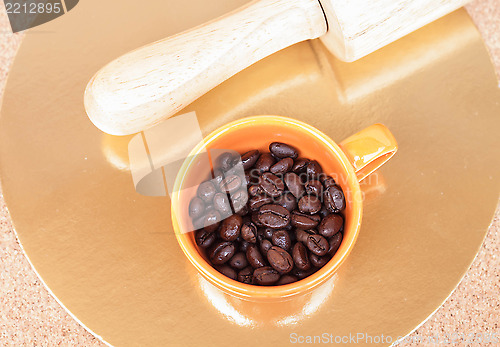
[0,1,499,345]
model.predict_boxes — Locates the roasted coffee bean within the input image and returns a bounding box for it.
[253,266,280,285]
[292,242,311,271]
[309,253,330,268]
[306,160,323,178]
[263,228,274,239]
[213,192,231,215]
[240,240,250,252]
[298,195,322,214]
[260,239,273,255]
[219,174,242,194]
[269,142,298,159]
[249,194,273,211]
[270,157,293,175]
[306,234,329,256]
[248,184,262,197]
[276,275,298,285]
[214,265,237,280]
[202,210,221,233]
[195,229,216,248]
[197,181,216,203]
[274,192,297,212]
[209,241,236,265]
[257,204,290,229]
[318,214,343,238]
[292,266,318,280]
[230,189,248,213]
[271,230,292,251]
[220,152,240,171]
[251,212,264,227]
[291,211,320,229]
[219,215,242,241]
[259,172,284,197]
[246,244,266,268]
[229,252,249,270]
[254,152,275,173]
[241,150,260,170]
[296,229,317,243]
[189,197,205,219]
[238,266,254,284]
[318,205,330,218]
[324,185,346,213]
[284,172,305,199]
[292,158,310,173]
[321,175,336,188]
[267,246,294,273]
[304,180,323,196]
[328,232,343,256]
[241,222,257,243]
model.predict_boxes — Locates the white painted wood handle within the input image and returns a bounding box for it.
[84,0,326,135]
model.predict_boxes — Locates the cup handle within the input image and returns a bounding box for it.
[339,124,398,182]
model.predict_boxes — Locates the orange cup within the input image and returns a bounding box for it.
[172,115,397,300]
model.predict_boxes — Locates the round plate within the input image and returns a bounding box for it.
[1,1,499,345]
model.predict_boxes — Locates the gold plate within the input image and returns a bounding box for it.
[1,1,499,345]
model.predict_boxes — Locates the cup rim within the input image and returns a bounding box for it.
[171,115,363,299]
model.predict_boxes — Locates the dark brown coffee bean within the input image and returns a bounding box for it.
[271,230,292,251]
[237,266,254,284]
[257,204,290,229]
[292,158,310,173]
[246,244,266,268]
[292,242,311,271]
[189,197,205,219]
[241,222,257,243]
[248,184,262,197]
[284,172,305,199]
[260,239,273,255]
[321,175,336,188]
[254,153,275,173]
[259,172,284,197]
[239,240,250,252]
[269,142,298,159]
[263,228,274,239]
[202,210,221,233]
[296,229,317,243]
[291,211,320,229]
[253,266,280,285]
[218,152,239,172]
[298,195,322,214]
[306,234,329,256]
[270,157,293,175]
[195,229,216,248]
[249,194,273,211]
[309,253,330,267]
[267,246,294,273]
[328,232,343,256]
[197,181,216,203]
[219,215,242,241]
[318,205,329,218]
[276,275,298,285]
[306,160,323,178]
[219,174,242,194]
[209,241,236,265]
[318,214,343,238]
[241,150,260,170]
[213,192,231,215]
[229,252,248,270]
[304,180,323,196]
[214,265,237,280]
[324,185,346,213]
[274,192,297,212]
[251,212,264,227]
[229,189,248,213]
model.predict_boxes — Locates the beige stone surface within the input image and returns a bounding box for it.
[0,1,498,345]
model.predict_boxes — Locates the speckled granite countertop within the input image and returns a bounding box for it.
[0,1,498,345]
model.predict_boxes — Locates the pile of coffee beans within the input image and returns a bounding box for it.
[189,142,345,286]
